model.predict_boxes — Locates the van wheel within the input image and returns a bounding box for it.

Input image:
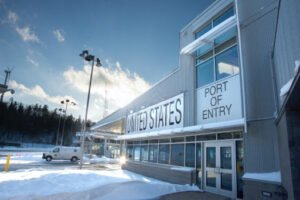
[46,156,52,162]
[71,157,78,162]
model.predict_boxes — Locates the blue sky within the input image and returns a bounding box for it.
[0,0,212,121]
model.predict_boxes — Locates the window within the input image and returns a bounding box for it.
[126,145,133,160]
[141,145,148,161]
[213,7,234,27]
[195,7,239,88]
[196,58,214,87]
[158,144,170,164]
[171,144,184,166]
[53,148,59,153]
[133,145,140,161]
[185,143,195,167]
[149,144,158,162]
[215,45,239,80]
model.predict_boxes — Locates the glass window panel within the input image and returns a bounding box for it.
[196,134,216,141]
[149,139,158,144]
[233,132,242,139]
[196,58,214,88]
[171,137,184,143]
[133,146,140,161]
[195,23,212,39]
[216,45,239,80]
[141,145,148,161]
[221,173,232,191]
[126,145,133,160]
[214,27,237,46]
[196,50,213,65]
[221,146,232,169]
[236,141,244,199]
[215,37,237,54]
[149,144,158,163]
[186,136,195,142]
[206,147,216,167]
[185,143,195,167]
[171,144,184,166]
[218,132,233,140]
[158,144,170,164]
[213,7,235,27]
[159,138,170,143]
[196,44,213,58]
[206,171,217,187]
[196,143,202,188]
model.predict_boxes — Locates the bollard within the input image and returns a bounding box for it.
[4,155,10,172]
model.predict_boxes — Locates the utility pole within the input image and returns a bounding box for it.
[0,69,12,103]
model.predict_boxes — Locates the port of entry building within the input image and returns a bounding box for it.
[91,0,300,199]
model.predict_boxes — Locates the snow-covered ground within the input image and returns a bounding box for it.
[0,153,199,200]
[0,152,119,165]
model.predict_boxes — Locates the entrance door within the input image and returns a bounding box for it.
[204,141,236,198]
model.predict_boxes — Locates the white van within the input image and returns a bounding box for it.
[42,146,81,162]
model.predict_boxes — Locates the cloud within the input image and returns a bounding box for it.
[53,29,65,42]
[63,61,151,116]
[8,11,18,24]
[26,56,39,68]
[16,26,39,43]
[8,80,78,108]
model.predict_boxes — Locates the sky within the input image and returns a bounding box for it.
[0,0,213,122]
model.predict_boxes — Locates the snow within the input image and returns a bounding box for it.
[280,78,293,97]
[0,168,199,200]
[0,152,43,164]
[0,153,198,199]
[171,166,195,172]
[242,171,281,184]
[279,59,300,97]
[0,152,120,165]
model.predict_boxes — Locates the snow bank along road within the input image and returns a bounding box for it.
[0,168,199,200]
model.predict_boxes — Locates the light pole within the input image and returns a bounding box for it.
[55,108,65,146]
[60,99,76,146]
[79,50,102,169]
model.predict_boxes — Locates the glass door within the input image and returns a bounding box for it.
[204,141,236,198]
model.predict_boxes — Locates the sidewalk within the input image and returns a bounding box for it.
[158,191,230,200]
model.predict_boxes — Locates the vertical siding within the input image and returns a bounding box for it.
[238,0,280,172]
[274,0,300,105]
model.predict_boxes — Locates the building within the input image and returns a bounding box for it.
[91,0,300,199]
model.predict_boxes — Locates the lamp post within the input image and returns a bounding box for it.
[60,99,76,146]
[55,108,65,146]
[79,50,102,169]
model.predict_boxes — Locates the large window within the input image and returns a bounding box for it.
[171,144,184,166]
[149,144,158,162]
[185,143,195,167]
[158,144,170,164]
[126,145,133,160]
[141,145,148,161]
[195,7,239,88]
[133,145,140,161]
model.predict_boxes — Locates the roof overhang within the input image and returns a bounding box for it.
[117,118,245,140]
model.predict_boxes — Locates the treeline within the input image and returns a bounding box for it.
[0,101,84,146]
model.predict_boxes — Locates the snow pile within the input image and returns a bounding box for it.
[83,155,119,164]
[243,171,281,184]
[0,152,42,165]
[0,168,199,200]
